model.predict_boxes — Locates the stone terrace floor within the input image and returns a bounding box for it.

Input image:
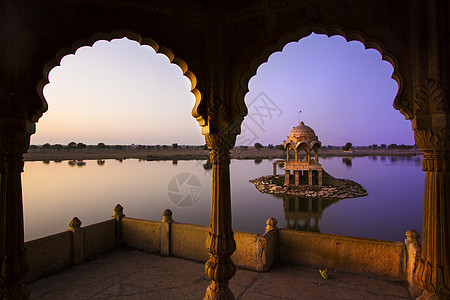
[27,247,413,300]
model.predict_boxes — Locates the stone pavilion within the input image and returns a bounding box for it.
[284,122,323,186]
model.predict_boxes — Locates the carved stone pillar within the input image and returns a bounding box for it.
[0,148,29,299]
[414,128,449,299]
[204,136,236,299]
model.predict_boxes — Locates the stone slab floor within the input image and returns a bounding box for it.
[27,247,412,300]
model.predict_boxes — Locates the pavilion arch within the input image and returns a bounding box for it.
[236,24,412,124]
[36,29,205,127]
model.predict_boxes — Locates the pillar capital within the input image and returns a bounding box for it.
[0,118,34,154]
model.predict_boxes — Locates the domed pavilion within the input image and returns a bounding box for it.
[283,121,323,186]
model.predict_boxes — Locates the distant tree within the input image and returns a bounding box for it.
[68,142,77,148]
[388,143,398,150]
[202,144,208,150]
[42,143,51,149]
[172,143,178,149]
[380,144,387,149]
[371,144,378,149]
[97,142,106,148]
[275,144,284,150]
[51,144,64,150]
[342,142,352,151]
[254,142,263,149]
[76,143,87,149]
[267,144,274,149]
[29,145,38,150]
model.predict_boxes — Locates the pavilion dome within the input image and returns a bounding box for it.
[288,121,318,143]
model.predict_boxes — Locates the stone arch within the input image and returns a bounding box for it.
[237,24,410,123]
[36,29,204,127]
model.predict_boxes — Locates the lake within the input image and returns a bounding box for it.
[22,155,424,242]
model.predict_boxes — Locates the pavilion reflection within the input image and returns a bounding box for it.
[279,195,340,233]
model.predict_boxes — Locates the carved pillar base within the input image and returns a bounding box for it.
[204,256,235,300]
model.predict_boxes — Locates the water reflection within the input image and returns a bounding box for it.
[97,159,105,166]
[254,159,262,164]
[280,195,339,233]
[342,158,352,168]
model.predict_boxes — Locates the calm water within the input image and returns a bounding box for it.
[22,156,424,242]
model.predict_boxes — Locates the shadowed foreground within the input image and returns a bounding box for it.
[27,247,412,300]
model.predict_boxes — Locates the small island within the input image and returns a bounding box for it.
[250,121,368,199]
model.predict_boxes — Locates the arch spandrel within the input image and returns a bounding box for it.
[229,1,415,124]
[36,29,207,128]
[18,0,211,128]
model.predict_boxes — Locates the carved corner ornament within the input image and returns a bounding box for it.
[414,78,448,116]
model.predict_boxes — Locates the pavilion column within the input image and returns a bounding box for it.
[284,170,290,186]
[318,170,323,186]
[308,171,313,186]
[414,128,449,299]
[0,133,30,299]
[294,171,299,186]
[204,143,236,299]
[272,163,276,176]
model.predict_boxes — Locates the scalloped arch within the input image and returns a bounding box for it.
[236,24,406,122]
[36,29,204,126]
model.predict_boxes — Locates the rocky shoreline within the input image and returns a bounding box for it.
[250,175,368,199]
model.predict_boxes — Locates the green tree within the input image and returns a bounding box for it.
[51,144,64,150]
[342,142,352,151]
[97,142,106,148]
[254,142,263,149]
[68,142,77,148]
[172,143,178,149]
[380,144,387,149]
[76,143,87,149]
[388,143,398,150]
[42,143,51,149]
[275,144,284,150]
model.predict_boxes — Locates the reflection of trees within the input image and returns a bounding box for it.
[279,195,340,233]
[342,158,352,168]
[254,158,262,164]
[172,160,178,165]
[97,159,105,166]
[68,160,86,167]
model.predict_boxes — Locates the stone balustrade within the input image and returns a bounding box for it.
[23,205,424,297]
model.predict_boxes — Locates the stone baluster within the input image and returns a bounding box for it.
[112,204,125,246]
[204,136,236,299]
[0,123,32,299]
[68,217,84,265]
[413,128,449,299]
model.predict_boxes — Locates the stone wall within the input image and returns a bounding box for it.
[279,230,405,278]
[24,206,421,291]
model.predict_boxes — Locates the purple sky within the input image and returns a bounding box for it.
[33,33,415,146]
